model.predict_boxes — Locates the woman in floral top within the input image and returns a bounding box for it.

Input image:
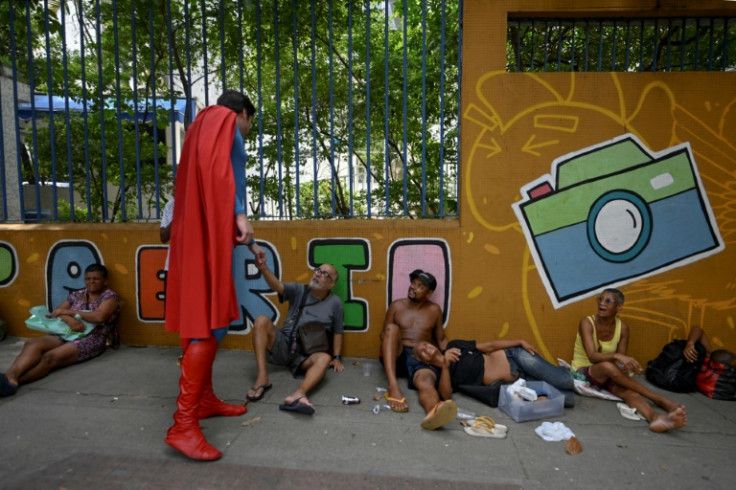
[0,264,120,397]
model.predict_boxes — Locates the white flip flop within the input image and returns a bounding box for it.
[617,402,645,421]
[462,417,508,438]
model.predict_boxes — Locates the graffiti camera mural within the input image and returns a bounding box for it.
[513,134,725,308]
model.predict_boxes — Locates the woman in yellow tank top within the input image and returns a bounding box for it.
[572,289,687,433]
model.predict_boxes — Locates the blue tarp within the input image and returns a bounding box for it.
[18,94,197,124]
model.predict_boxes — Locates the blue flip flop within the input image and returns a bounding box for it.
[246,383,273,402]
[0,373,18,397]
[279,396,315,415]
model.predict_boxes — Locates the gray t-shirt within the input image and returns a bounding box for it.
[279,282,344,338]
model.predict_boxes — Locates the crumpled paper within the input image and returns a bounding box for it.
[506,378,538,401]
[534,421,575,441]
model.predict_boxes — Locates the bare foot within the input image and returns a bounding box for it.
[649,406,687,433]
[284,392,312,407]
[660,399,683,413]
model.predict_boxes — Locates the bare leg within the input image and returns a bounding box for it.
[413,369,440,414]
[611,386,687,433]
[5,335,68,386]
[248,315,275,398]
[593,362,687,433]
[381,322,408,412]
[17,342,79,385]
[283,352,331,407]
[590,361,683,412]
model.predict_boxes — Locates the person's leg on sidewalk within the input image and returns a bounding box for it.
[510,347,575,407]
[247,316,276,400]
[283,352,331,408]
[4,336,66,388]
[591,361,687,433]
[382,323,408,412]
[414,370,456,430]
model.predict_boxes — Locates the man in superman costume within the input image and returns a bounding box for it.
[164,90,265,461]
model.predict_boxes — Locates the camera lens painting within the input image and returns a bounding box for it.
[588,190,652,262]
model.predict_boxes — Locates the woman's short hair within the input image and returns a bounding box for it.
[85,263,108,278]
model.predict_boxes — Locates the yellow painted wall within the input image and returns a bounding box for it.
[1,0,735,364]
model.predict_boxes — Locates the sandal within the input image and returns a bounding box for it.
[471,416,508,432]
[461,419,508,438]
[420,400,457,430]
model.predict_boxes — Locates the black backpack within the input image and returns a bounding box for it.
[645,339,705,392]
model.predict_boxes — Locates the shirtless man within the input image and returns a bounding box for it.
[572,288,687,433]
[381,269,456,430]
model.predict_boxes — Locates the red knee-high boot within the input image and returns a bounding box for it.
[165,337,222,461]
[198,350,247,419]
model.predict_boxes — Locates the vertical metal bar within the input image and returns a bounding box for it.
[625,21,631,75]
[348,0,355,215]
[95,0,109,220]
[695,17,701,71]
[131,1,143,219]
[112,0,127,221]
[329,0,336,216]
[0,87,4,219]
[167,0,179,180]
[666,18,673,71]
[183,0,193,106]
[570,20,576,73]
[78,0,92,218]
[43,0,59,220]
[611,20,618,71]
[60,0,75,220]
[515,20,522,71]
[421,0,428,214]
[638,19,644,72]
[238,0,245,91]
[219,0,226,90]
[0,3,9,220]
[722,18,729,71]
[25,1,42,219]
[708,17,715,71]
[438,0,447,214]
[9,2,26,221]
[680,18,686,70]
[556,19,563,71]
[543,21,550,72]
[365,0,371,217]
[149,7,161,217]
[310,0,319,217]
[530,20,536,71]
[653,18,659,72]
[583,20,590,71]
[383,0,390,214]
[200,0,210,105]
[292,0,301,217]
[274,0,284,217]
[597,20,603,72]
[256,0,265,216]
[402,0,408,214]
[456,0,462,215]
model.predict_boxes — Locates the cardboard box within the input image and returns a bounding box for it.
[498,381,564,423]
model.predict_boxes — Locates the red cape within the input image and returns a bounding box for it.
[165,105,239,338]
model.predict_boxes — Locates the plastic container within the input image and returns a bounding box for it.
[498,380,564,422]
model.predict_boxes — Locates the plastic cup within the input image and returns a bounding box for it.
[362,362,373,377]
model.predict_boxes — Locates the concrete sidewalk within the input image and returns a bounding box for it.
[0,338,734,489]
